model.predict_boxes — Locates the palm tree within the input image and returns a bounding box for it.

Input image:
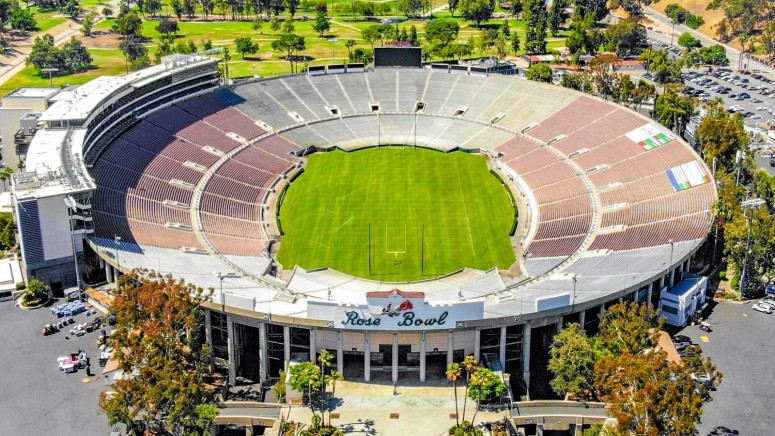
[318,349,334,427]
[446,362,462,427]
[461,355,478,423]
[327,370,343,425]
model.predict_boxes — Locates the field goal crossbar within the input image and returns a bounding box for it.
[385,224,407,265]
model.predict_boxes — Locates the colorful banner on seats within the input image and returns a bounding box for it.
[666,161,712,191]
[626,124,676,150]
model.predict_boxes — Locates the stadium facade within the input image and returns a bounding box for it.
[11,55,715,399]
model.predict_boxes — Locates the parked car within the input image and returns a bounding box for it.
[757,299,775,310]
[752,303,772,314]
[672,334,691,343]
[675,341,692,351]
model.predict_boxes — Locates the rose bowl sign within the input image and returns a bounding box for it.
[306,289,485,331]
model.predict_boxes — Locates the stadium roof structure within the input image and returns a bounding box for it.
[25,67,715,325]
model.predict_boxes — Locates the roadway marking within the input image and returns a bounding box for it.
[700,335,709,342]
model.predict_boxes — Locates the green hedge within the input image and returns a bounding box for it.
[276,169,304,236]
[490,169,519,236]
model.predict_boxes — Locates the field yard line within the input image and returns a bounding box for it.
[454,160,478,263]
[334,216,355,232]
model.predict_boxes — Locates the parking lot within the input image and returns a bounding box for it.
[0,299,112,435]
[673,300,775,435]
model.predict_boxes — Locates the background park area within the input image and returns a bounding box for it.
[0,0,575,95]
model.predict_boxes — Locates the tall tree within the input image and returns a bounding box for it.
[271,32,305,73]
[548,323,597,400]
[589,53,621,100]
[467,367,507,423]
[609,0,651,20]
[573,0,607,22]
[446,363,462,427]
[523,0,548,53]
[425,18,459,51]
[311,10,330,36]
[595,351,710,435]
[98,270,219,435]
[655,84,695,135]
[459,0,494,27]
[597,301,661,356]
[234,36,259,59]
[460,355,478,423]
[549,0,568,36]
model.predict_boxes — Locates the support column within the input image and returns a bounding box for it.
[473,329,481,361]
[556,319,563,334]
[337,331,344,375]
[684,258,691,275]
[669,268,676,288]
[283,326,291,366]
[447,332,454,366]
[420,332,427,382]
[658,275,665,291]
[364,332,371,382]
[309,329,316,363]
[647,283,654,309]
[599,305,605,321]
[499,326,507,370]
[205,311,213,366]
[227,317,236,386]
[522,324,531,397]
[259,323,268,383]
[105,264,113,283]
[392,333,399,383]
[98,256,105,269]
[578,310,586,330]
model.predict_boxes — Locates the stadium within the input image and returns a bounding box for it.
[12,53,716,401]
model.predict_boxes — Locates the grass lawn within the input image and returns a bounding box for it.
[276,147,516,281]
[0,49,126,96]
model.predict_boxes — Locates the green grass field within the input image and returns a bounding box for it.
[276,147,516,282]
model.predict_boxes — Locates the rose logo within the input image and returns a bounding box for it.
[398,300,413,311]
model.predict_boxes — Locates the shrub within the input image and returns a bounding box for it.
[16,281,26,290]
[719,271,726,280]
[686,15,705,29]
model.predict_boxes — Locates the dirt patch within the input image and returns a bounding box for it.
[648,1,726,42]
[77,31,121,49]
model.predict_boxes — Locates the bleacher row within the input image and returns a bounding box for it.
[90,68,714,284]
[92,92,301,258]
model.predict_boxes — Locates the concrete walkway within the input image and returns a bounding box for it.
[284,376,510,435]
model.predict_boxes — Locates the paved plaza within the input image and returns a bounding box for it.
[285,374,508,436]
[677,300,775,436]
[0,299,112,436]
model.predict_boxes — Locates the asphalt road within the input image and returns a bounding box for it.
[674,300,775,436]
[0,300,112,436]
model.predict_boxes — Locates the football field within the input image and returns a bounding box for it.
[276,147,517,282]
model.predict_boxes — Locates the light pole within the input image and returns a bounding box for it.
[571,273,578,312]
[215,272,226,313]
[41,68,58,87]
[740,198,766,300]
[330,38,338,61]
[667,239,675,289]
[114,235,121,279]
[64,197,83,302]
